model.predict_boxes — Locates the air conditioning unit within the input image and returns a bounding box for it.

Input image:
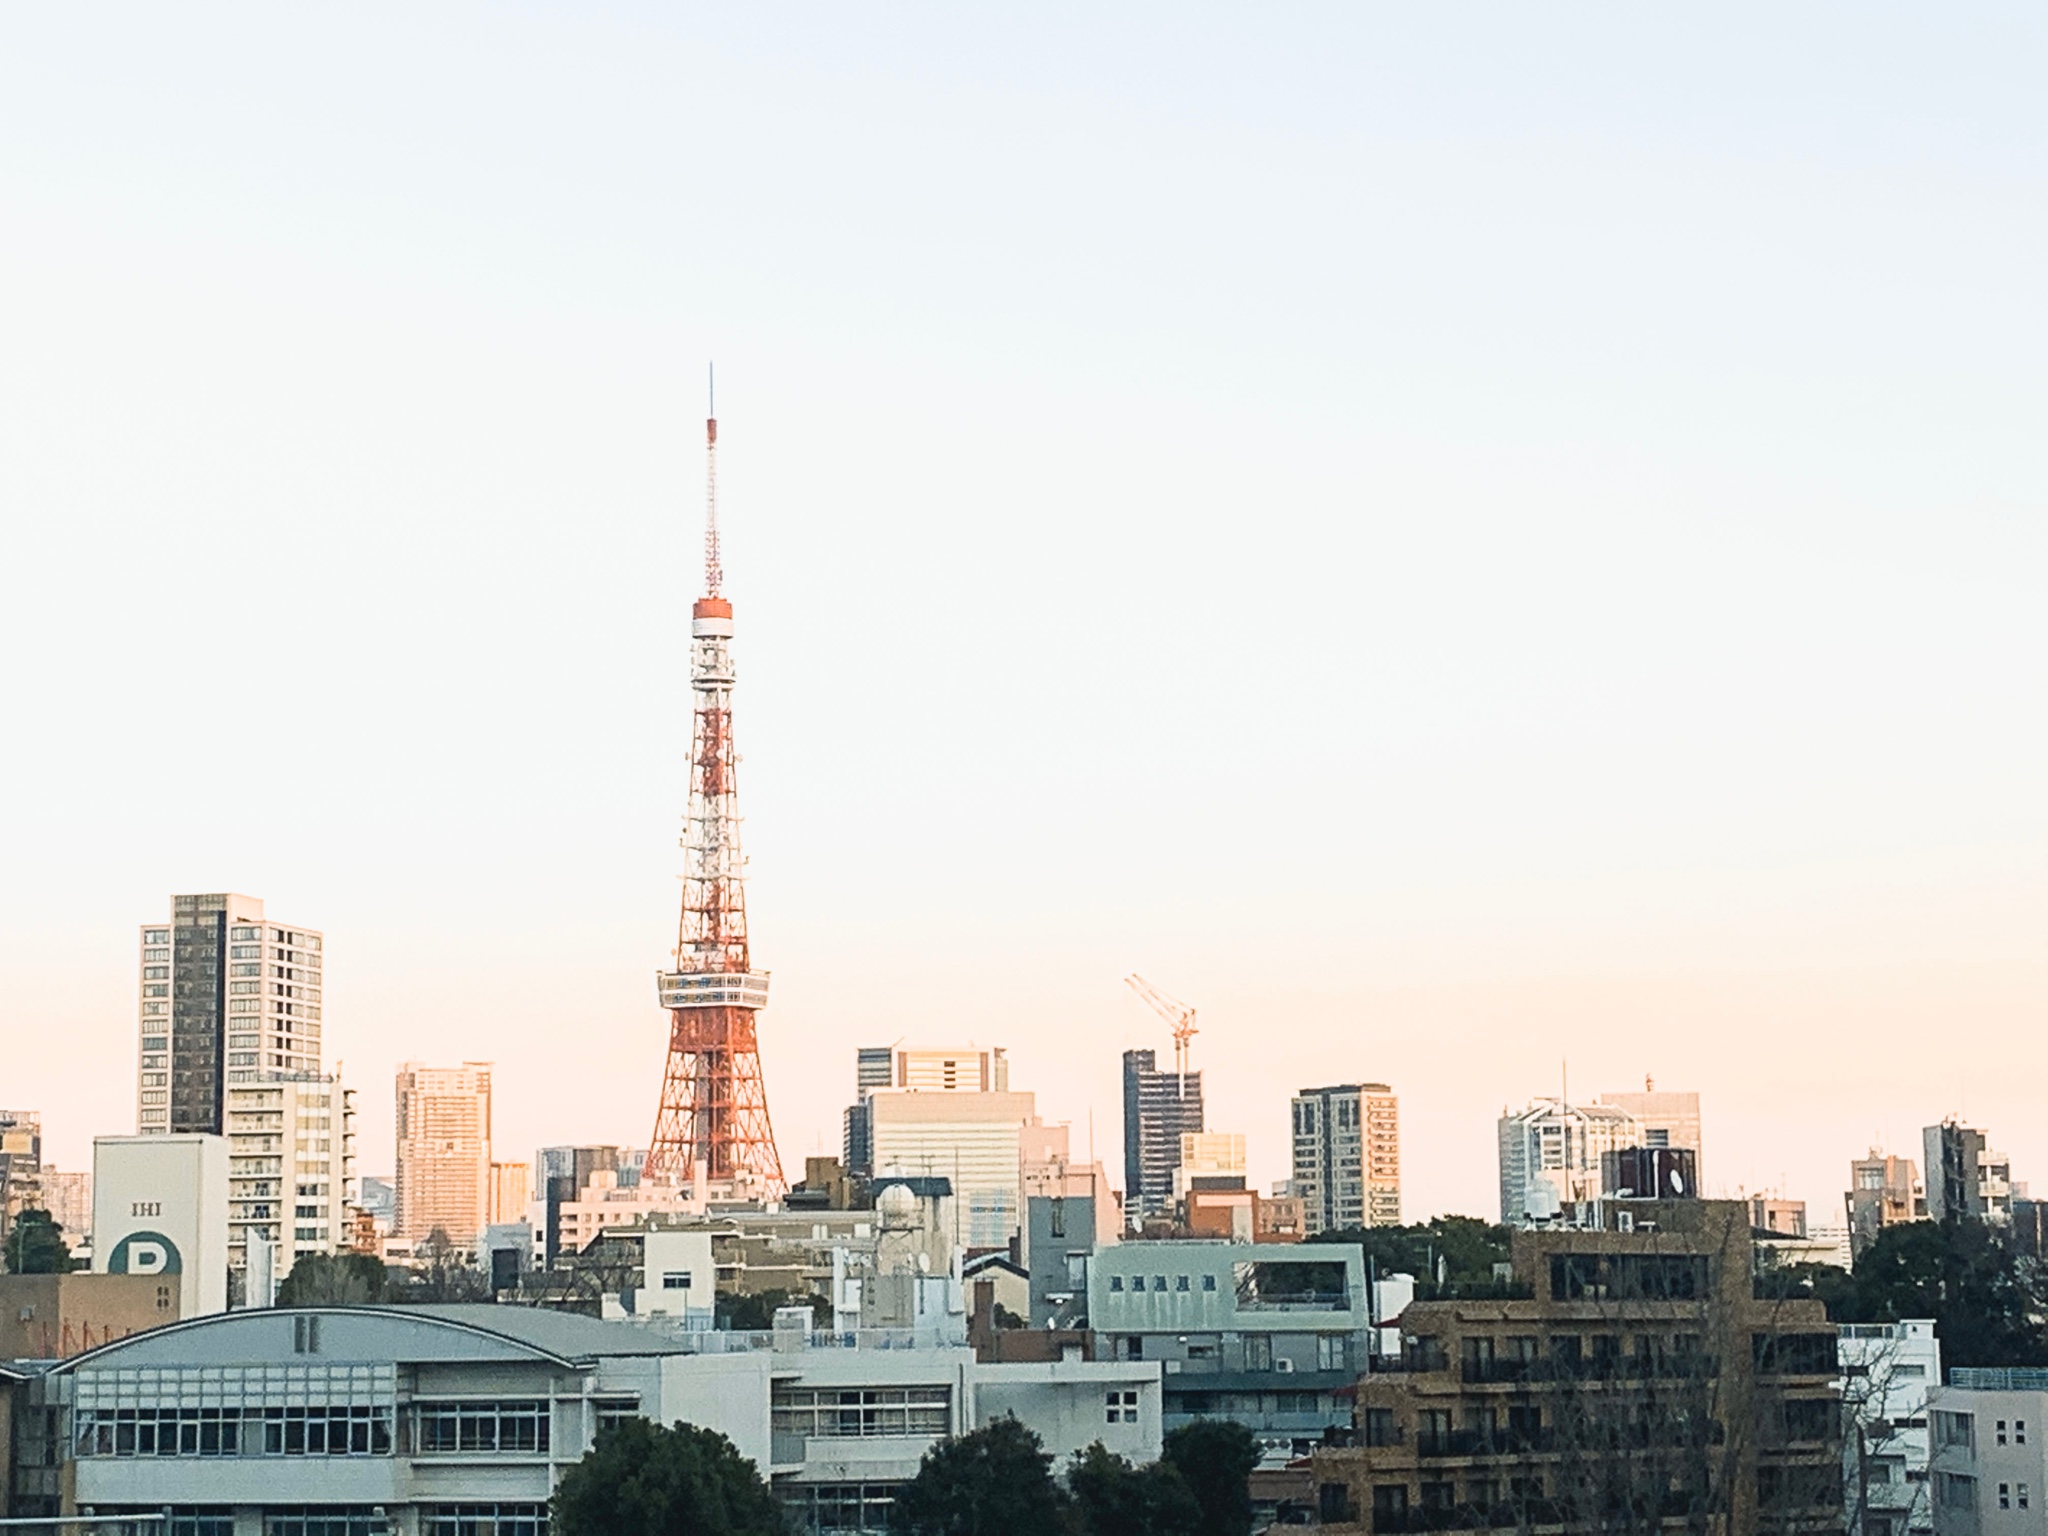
[1276,1358,1296,1373]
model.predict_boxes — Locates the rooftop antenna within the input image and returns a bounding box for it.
[703,362,723,598]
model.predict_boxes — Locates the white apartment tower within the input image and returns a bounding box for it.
[138,894,325,1134]
[136,893,349,1289]
[1292,1083,1402,1234]
[222,1073,356,1286]
[395,1062,494,1246]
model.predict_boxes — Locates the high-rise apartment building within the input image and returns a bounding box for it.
[138,894,323,1135]
[1122,1049,1204,1225]
[1596,1085,1704,1183]
[394,1063,492,1246]
[1291,1083,1402,1235]
[1924,1119,2013,1225]
[222,1073,355,1282]
[1497,1097,1642,1227]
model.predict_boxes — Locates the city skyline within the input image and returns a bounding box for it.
[3,6,2043,1226]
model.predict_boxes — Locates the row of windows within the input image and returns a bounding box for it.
[783,1483,900,1535]
[1110,1273,1219,1293]
[76,1406,394,1459]
[104,1511,412,1536]
[771,1387,951,1439]
[417,1401,550,1453]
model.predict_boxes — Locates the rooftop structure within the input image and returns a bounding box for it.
[1496,1096,1642,1228]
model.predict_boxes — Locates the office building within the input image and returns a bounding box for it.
[1840,1319,1939,1536]
[1849,1151,1926,1260]
[1091,1238,1371,1453]
[1019,1120,1120,1246]
[843,1046,1006,1184]
[394,1062,492,1246]
[489,1160,531,1226]
[1123,1049,1204,1225]
[1496,1096,1641,1227]
[137,894,323,1136]
[36,1169,93,1252]
[221,1072,355,1288]
[1595,1084,1704,1181]
[869,1088,1036,1249]
[91,1134,229,1318]
[1925,1120,2013,1224]
[1291,1083,1401,1234]
[1311,1201,1843,1535]
[1929,1369,2048,1536]
[1173,1131,1247,1201]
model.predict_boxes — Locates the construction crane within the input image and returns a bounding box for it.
[1123,974,1198,1085]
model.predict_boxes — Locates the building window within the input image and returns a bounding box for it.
[2000,1484,2011,1510]
[1106,1390,1140,1424]
[783,1483,902,1534]
[662,1273,693,1290]
[2020,1419,2029,1444]
[415,1402,551,1454]
[1110,1276,1124,1292]
[264,1511,390,1536]
[419,1507,549,1536]
[1202,1274,1217,1292]
[1939,1474,1977,1511]
[1175,1275,1190,1292]
[594,1398,642,1436]
[75,1405,397,1458]
[771,1386,951,1439]
[2021,1483,2031,1509]
[1936,1411,1975,1450]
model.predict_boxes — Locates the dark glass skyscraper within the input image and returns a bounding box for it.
[1121,1049,1204,1225]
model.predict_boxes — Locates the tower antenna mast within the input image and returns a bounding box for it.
[645,369,784,1195]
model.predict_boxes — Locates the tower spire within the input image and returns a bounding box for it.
[703,363,722,598]
[645,376,784,1195]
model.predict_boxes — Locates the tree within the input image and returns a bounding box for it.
[391,1227,492,1304]
[898,1417,1070,1536]
[1766,1218,2048,1370]
[1162,1419,1259,1536]
[276,1252,391,1306]
[1069,1442,1201,1536]
[3,1209,71,1274]
[550,1418,782,1536]
[1306,1214,1513,1293]
[715,1287,833,1331]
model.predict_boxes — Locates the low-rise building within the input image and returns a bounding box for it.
[1928,1369,2048,1536]
[1089,1238,1370,1454]
[15,1302,1160,1531]
[1311,1200,1842,1535]
[0,1274,180,1361]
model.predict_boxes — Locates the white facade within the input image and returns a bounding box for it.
[1291,1083,1402,1233]
[1496,1097,1641,1226]
[1842,1320,1941,1536]
[138,895,325,1135]
[28,1303,1161,1534]
[223,1073,356,1287]
[633,1230,716,1327]
[90,1134,229,1318]
[869,1088,1035,1249]
[1929,1373,2048,1536]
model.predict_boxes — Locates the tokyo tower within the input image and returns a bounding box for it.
[643,388,786,1194]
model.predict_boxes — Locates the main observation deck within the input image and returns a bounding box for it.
[657,970,771,1010]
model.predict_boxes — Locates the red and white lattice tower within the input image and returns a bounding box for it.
[643,400,786,1194]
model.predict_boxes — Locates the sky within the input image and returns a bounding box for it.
[1,5,2043,1225]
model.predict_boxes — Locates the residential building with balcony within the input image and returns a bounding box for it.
[1925,1122,2013,1226]
[1848,1153,1926,1261]
[1841,1319,1939,1536]
[1311,1200,1843,1535]
[1928,1369,2048,1536]
[1088,1238,1371,1455]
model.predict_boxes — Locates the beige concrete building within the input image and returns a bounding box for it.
[1848,1150,1925,1260]
[138,894,324,1134]
[1019,1120,1120,1245]
[394,1062,492,1245]
[489,1159,531,1226]
[1293,1083,1401,1233]
[0,1273,179,1359]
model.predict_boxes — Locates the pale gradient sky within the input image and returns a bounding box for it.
[1,6,2043,1224]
